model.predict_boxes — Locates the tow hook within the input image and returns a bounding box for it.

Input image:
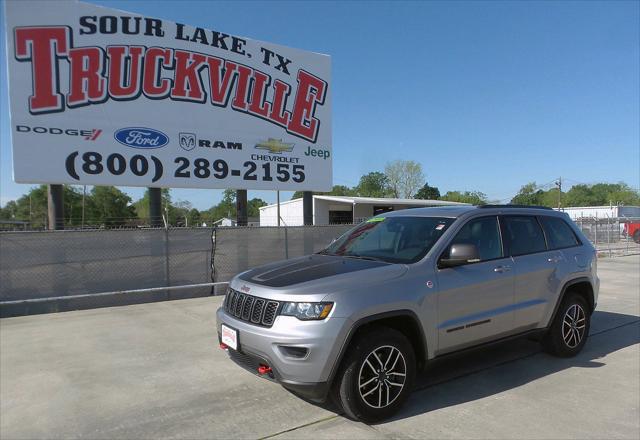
[219,342,229,350]
[258,364,272,375]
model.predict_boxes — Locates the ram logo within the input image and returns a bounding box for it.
[179,132,196,151]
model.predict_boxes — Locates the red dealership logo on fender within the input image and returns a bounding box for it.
[13,26,328,143]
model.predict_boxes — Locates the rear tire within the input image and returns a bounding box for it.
[333,327,416,423]
[543,293,590,357]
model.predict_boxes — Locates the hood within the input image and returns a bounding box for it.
[238,254,404,288]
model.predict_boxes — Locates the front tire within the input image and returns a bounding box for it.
[543,293,590,357]
[333,327,416,423]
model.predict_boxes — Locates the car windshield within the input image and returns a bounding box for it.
[320,216,455,264]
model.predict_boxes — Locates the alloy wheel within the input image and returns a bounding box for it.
[562,304,586,348]
[357,345,407,409]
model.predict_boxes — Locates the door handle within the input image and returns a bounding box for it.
[494,265,511,273]
[547,256,561,263]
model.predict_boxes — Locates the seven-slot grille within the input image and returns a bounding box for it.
[224,289,280,327]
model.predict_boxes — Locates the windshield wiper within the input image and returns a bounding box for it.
[315,249,334,255]
[342,254,389,263]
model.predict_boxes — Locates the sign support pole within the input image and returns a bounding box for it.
[149,187,162,227]
[236,190,248,226]
[47,184,64,230]
[303,191,313,225]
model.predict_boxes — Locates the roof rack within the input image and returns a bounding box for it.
[478,204,553,210]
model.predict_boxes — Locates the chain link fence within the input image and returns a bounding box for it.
[575,217,640,257]
[0,228,214,308]
[211,225,353,282]
[1,218,637,316]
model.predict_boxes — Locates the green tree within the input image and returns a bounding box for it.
[1,185,85,228]
[248,198,267,218]
[564,183,640,207]
[134,188,171,221]
[384,160,425,198]
[13,185,48,228]
[510,182,546,205]
[355,172,391,197]
[88,186,136,226]
[186,208,202,227]
[414,182,441,200]
[0,200,19,221]
[205,189,237,223]
[441,190,488,205]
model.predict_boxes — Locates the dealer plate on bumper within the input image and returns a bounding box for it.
[221,324,238,350]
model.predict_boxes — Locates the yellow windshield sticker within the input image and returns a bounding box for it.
[366,217,386,223]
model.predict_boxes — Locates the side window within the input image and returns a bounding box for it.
[539,216,579,249]
[449,216,503,262]
[502,216,547,256]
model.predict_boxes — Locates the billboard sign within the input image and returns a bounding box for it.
[4,1,332,191]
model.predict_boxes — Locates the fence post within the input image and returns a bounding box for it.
[284,227,289,259]
[164,226,170,299]
[607,216,611,257]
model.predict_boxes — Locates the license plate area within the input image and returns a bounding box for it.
[221,324,238,351]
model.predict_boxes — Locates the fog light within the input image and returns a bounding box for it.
[279,345,309,359]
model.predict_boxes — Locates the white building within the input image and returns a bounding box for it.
[259,195,469,226]
[558,205,640,220]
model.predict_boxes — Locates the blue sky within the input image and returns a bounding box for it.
[1,0,638,210]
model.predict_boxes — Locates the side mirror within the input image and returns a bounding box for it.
[439,243,480,268]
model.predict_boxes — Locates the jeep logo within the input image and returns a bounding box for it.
[304,146,331,160]
[114,127,169,149]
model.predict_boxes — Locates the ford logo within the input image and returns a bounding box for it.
[114,127,169,149]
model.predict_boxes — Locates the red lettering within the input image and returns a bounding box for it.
[171,50,207,101]
[107,46,144,99]
[206,57,237,106]
[288,70,327,142]
[14,26,70,113]
[247,71,271,117]
[269,79,291,127]
[231,64,252,111]
[142,47,173,97]
[68,47,107,107]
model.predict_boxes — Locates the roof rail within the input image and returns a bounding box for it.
[478,204,553,210]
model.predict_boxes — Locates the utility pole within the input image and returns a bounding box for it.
[555,177,562,209]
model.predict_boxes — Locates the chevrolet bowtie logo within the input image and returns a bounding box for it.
[254,138,294,154]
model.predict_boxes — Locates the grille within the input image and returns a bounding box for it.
[224,289,280,327]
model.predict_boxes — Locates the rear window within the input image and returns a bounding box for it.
[502,216,547,256]
[539,216,579,249]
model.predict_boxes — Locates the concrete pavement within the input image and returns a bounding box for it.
[1,255,638,439]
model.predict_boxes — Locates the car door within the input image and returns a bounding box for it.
[501,215,563,331]
[435,216,515,354]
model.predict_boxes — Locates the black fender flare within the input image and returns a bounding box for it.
[547,277,595,327]
[326,309,428,387]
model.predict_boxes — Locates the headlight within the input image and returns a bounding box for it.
[281,302,333,320]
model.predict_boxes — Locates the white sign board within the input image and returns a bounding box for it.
[4,1,332,191]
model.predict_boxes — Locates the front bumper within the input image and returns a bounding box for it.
[216,306,350,399]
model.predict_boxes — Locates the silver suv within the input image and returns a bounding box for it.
[217,205,599,422]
